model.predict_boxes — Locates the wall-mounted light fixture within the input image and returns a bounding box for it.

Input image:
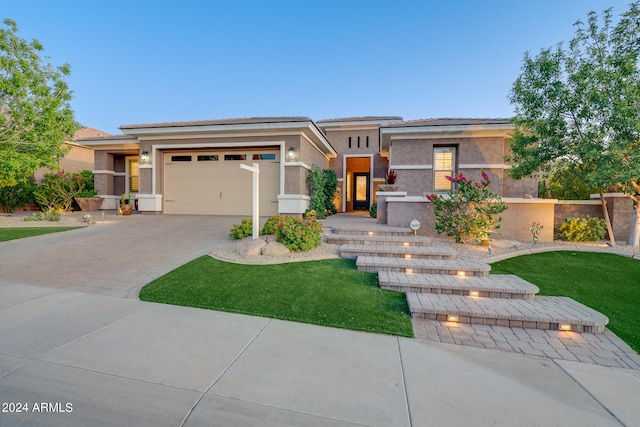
[287,147,296,161]
[140,151,150,163]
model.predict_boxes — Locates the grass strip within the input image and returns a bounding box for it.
[0,227,82,242]
[140,256,413,337]
[491,251,640,353]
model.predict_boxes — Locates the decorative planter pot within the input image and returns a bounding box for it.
[119,204,133,215]
[378,185,400,192]
[75,197,103,211]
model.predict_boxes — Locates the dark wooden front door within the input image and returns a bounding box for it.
[353,173,370,210]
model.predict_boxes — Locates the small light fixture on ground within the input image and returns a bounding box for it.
[559,324,572,331]
[447,315,459,322]
[457,271,466,277]
[368,231,374,235]
[468,290,479,297]
[405,268,413,274]
[403,242,410,246]
[404,254,412,260]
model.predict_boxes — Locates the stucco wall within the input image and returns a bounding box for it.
[389,135,537,198]
[324,128,385,179]
[386,197,556,242]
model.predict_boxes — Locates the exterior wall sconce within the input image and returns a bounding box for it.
[140,151,150,163]
[287,147,296,161]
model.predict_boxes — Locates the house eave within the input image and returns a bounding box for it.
[380,123,514,155]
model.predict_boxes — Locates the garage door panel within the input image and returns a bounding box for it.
[163,150,279,216]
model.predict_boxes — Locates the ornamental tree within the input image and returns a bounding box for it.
[427,171,508,244]
[0,19,78,188]
[508,3,640,246]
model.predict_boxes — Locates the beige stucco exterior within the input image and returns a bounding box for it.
[80,118,336,215]
[77,116,543,219]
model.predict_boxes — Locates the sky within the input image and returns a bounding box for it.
[2,0,635,135]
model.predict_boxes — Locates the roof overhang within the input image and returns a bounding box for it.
[379,122,514,157]
[119,118,337,159]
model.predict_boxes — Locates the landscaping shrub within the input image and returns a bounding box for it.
[304,209,317,220]
[24,211,60,222]
[0,177,36,213]
[558,216,607,241]
[427,171,507,243]
[230,218,253,239]
[261,215,282,235]
[33,169,95,213]
[323,169,338,215]
[307,167,339,218]
[369,201,377,218]
[307,166,327,219]
[275,216,322,251]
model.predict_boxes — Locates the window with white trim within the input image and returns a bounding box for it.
[433,147,456,192]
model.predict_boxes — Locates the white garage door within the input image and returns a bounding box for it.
[163,150,280,215]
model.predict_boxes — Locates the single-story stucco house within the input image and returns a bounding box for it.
[78,116,538,216]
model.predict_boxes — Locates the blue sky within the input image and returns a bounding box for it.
[2,1,634,134]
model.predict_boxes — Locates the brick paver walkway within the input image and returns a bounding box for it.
[323,213,640,370]
[412,318,640,370]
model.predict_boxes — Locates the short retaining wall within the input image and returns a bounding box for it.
[384,193,631,243]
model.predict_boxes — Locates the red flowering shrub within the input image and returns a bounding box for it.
[426,171,507,243]
[275,216,323,251]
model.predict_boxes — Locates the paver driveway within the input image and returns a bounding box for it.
[0,213,244,298]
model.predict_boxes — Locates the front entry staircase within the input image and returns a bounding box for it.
[326,225,608,334]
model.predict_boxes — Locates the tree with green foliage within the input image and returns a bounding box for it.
[0,19,78,188]
[508,3,640,246]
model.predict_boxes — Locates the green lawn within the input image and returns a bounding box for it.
[491,251,640,353]
[0,227,82,242]
[140,256,413,337]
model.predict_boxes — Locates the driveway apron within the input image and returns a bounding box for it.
[0,214,243,299]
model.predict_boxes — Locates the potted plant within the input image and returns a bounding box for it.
[74,189,103,211]
[379,170,399,191]
[119,193,133,215]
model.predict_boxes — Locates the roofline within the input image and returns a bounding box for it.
[81,118,336,158]
[379,121,514,157]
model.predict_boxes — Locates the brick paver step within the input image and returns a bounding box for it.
[407,293,608,333]
[356,256,490,276]
[340,244,457,260]
[325,234,433,247]
[328,226,413,236]
[379,272,539,299]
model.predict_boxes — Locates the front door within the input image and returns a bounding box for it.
[352,173,370,210]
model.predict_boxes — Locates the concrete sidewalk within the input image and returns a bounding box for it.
[1,214,640,426]
[0,281,638,426]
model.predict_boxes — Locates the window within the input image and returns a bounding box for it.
[197,155,218,161]
[224,154,247,160]
[171,155,192,162]
[129,159,139,192]
[357,136,360,148]
[348,137,352,148]
[366,136,369,148]
[433,147,456,192]
[252,153,276,160]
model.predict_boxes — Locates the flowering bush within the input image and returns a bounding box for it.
[260,215,283,235]
[34,170,84,213]
[426,171,507,244]
[275,216,322,251]
[528,221,544,243]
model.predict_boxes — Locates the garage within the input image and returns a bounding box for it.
[163,149,280,215]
